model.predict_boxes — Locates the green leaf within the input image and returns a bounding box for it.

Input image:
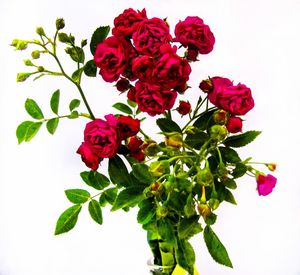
[178,216,202,240]
[193,108,216,130]
[112,102,133,115]
[81,39,87,48]
[80,171,110,190]
[132,163,153,185]
[71,68,84,82]
[175,239,195,275]
[156,118,181,133]
[218,147,241,163]
[157,218,176,245]
[65,189,90,204]
[88,199,103,225]
[224,189,237,205]
[204,212,217,226]
[68,110,79,119]
[222,179,237,189]
[90,26,110,55]
[127,99,137,108]
[16,121,34,144]
[108,155,131,187]
[111,186,145,211]
[185,131,209,150]
[25,98,44,119]
[137,198,156,225]
[69,99,80,111]
[50,89,60,115]
[203,226,233,268]
[54,204,82,235]
[232,162,247,178]
[65,46,85,63]
[24,122,42,141]
[223,130,261,148]
[46,118,59,135]
[83,60,97,77]
[99,187,118,206]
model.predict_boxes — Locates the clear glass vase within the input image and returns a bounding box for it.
[147,258,176,275]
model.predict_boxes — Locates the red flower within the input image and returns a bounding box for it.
[127,86,137,102]
[117,115,140,140]
[112,8,147,38]
[132,55,154,81]
[128,136,145,162]
[256,173,277,196]
[132,17,172,56]
[207,77,233,105]
[76,142,102,171]
[134,81,177,116]
[174,16,215,54]
[177,101,191,116]
[226,116,243,133]
[94,36,130,82]
[116,78,130,92]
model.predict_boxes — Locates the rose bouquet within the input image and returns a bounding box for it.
[12,8,277,275]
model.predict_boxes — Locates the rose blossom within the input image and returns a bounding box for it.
[134,81,177,116]
[117,115,140,140]
[116,78,130,92]
[128,136,145,162]
[174,16,215,54]
[132,17,172,56]
[112,8,147,37]
[94,36,130,82]
[206,77,233,105]
[77,142,102,171]
[127,86,137,102]
[80,114,120,159]
[132,55,154,81]
[256,173,277,196]
[177,101,191,116]
[226,116,243,133]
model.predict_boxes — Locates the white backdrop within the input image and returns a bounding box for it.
[1,0,300,274]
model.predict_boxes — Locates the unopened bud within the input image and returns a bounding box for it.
[185,47,199,61]
[38,66,45,72]
[177,101,191,116]
[116,78,130,92]
[56,18,65,30]
[149,161,170,178]
[209,125,228,141]
[23,59,34,66]
[31,50,40,59]
[151,182,160,192]
[197,203,211,219]
[16,72,31,82]
[213,110,228,125]
[196,168,214,186]
[11,39,28,50]
[36,27,45,36]
[199,79,213,93]
[156,204,168,218]
[142,140,159,156]
[266,163,277,172]
[208,198,220,210]
[165,132,183,148]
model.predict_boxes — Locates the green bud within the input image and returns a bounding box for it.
[149,160,170,178]
[209,125,228,141]
[156,204,168,218]
[208,198,220,210]
[213,110,228,125]
[56,18,65,30]
[31,50,40,59]
[196,168,214,186]
[143,140,159,157]
[16,72,31,82]
[37,66,44,72]
[23,59,34,66]
[197,203,211,219]
[11,39,28,50]
[36,27,45,36]
[165,132,183,148]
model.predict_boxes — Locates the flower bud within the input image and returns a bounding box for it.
[197,203,211,219]
[213,110,228,125]
[149,161,170,178]
[209,125,228,141]
[23,59,34,66]
[177,101,191,116]
[199,79,213,93]
[196,168,214,186]
[174,82,189,94]
[36,27,45,36]
[151,182,160,192]
[266,163,277,172]
[165,132,183,148]
[185,46,199,62]
[156,204,168,218]
[11,39,28,50]
[127,87,137,102]
[116,78,130,92]
[16,72,31,82]
[38,66,45,72]
[56,18,65,30]
[208,198,220,210]
[31,50,40,59]
[142,140,159,157]
[226,116,243,133]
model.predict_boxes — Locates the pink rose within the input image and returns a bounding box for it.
[215,83,255,115]
[132,17,172,56]
[82,114,120,159]
[226,116,243,133]
[256,173,277,196]
[135,81,177,116]
[174,16,215,54]
[94,36,130,82]
[77,142,102,171]
[112,8,147,37]
[117,115,140,140]
[132,55,154,81]
[152,50,191,89]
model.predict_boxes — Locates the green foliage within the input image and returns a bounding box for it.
[80,170,110,190]
[175,239,196,275]
[88,199,103,225]
[50,90,60,115]
[25,99,44,119]
[69,99,80,111]
[112,102,133,115]
[223,130,261,148]
[90,26,110,55]
[137,198,156,225]
[218,147,241,163]
[156,118,181,133]
[193,108,216,130]
[24,122,43,142]
[203,226,233,268]
[157,218,176,245]
[132,163,153,185]
[16,121,34,144]
[71,68,84,82]
[232,162,248,178]
[178,216,202,240]
[108,155,132,187]
[54,204,82,235]
[185,131,209,150]
[65,189,90,204]
[99,187,118,207]
[46,117,59,134]
[83,60,97,77]
[65,46,85,63]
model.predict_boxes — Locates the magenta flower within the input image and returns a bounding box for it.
[256,173,277,196]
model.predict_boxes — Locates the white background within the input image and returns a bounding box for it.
[1,0,300,274]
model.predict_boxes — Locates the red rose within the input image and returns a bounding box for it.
[226,116,243,133]
[135,81,177,116]
[177,101,191,116]
[82,114,120,159]
[132,55,154,81]
[112,8,147,37]
[117,115,140,140]
[116,78,130,92]
[77,142,102,171]
[174,16,215,54]
[127,86,137,102]
[256,173,277,196]
[215,83,255,115]
[94,36,130,82]
[207,77,233,105]
[132,18,172,56]
[128,136,145,162]
[185,46,199,61]
[152,50,191,89]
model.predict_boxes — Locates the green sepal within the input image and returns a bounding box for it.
[25,98,44,120]
[223,130,261,148]
[90,26,110,55]
[88,199,103,225]
[203,226,233,268]
[54,204,82,235]
[65,189,91,204]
